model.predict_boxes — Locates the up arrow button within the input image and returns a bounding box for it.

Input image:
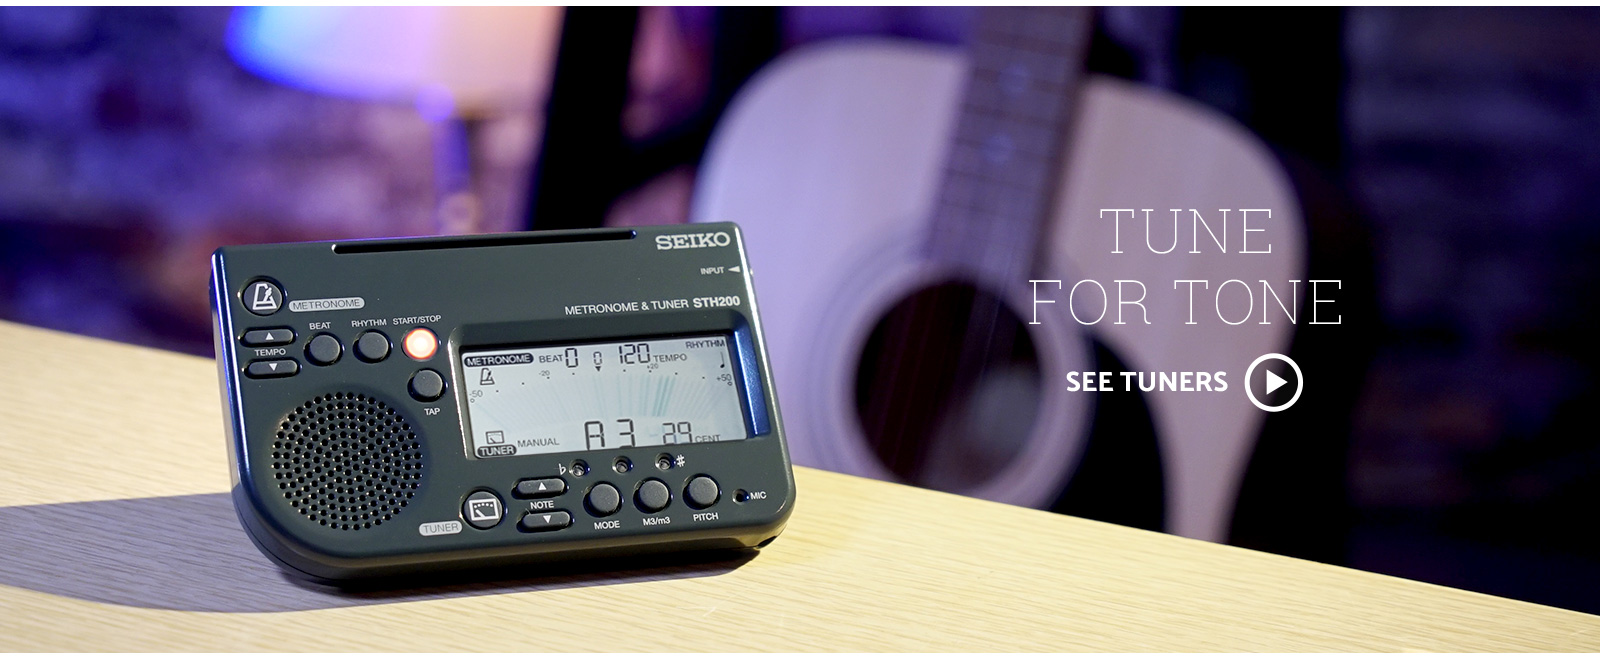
[241,328,296,346]
[514,477,567,499]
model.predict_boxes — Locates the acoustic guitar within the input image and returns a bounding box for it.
[692,7,1303,542]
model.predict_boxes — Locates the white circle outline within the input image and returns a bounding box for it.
[1245,352,1303,412]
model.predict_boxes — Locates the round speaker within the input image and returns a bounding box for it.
[270,392,426,531]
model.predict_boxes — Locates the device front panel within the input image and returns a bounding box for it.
[213,225,792,573]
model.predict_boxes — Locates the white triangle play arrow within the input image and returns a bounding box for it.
[269,362,278,371]
[538,482,547,490]
[542,514,551,522]
[1266,370,1287,394]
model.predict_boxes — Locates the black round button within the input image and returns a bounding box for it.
[636,479,671,513]
[586,482,621,517]
[355,330,390,362]
[243,279,283,316]
[462,490,504,529]
[305,333,342,365]
[685,475,719,509]
[409,369,445,401]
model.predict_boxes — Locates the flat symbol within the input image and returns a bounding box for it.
[1245,353,1303,413]
[480,369,495,386]
[246,280,282,315]
[1266,370,1286,394]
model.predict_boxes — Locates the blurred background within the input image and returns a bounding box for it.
[4,6,1600,612]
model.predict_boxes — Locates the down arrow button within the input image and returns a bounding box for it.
[245,359,300,379]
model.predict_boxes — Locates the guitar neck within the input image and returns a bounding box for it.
[926,6,1094,282]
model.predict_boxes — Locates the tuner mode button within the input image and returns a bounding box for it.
[685,475,720,509]
[519,510,572,532]
[245,358,299,379]
[355,330,390,362]
[306,333,342,365]
[409,369,445,402]
[586,483,621,517]
[636,479,671,513]
[463,490,504,530]
[514,477,566,498]
[241,327,295,346]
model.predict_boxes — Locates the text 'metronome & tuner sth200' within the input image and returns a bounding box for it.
[210,223,795,581]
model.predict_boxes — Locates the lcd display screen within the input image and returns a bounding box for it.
[462,334,747,458]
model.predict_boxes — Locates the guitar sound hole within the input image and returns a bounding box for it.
[854,281,1042,491]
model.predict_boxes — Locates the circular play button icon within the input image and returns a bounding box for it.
[1245,353,1302,412]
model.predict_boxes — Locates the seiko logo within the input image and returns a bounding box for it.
[656,232,731,250]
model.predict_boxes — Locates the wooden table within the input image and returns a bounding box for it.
[2,319,1597,651]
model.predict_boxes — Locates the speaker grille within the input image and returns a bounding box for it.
[271,392,425,531]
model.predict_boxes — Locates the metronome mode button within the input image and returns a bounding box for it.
[242,279,282,316]
[245,358,299,379]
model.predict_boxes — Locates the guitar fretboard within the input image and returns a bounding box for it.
[926,7,1093,282]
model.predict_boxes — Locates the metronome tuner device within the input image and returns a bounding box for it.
[211,223,794,581]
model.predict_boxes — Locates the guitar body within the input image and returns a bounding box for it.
[692,40,1303,542]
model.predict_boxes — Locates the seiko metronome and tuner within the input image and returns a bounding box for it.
[211,223,794,581]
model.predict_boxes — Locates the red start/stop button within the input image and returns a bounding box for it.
[403,327,438,361]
